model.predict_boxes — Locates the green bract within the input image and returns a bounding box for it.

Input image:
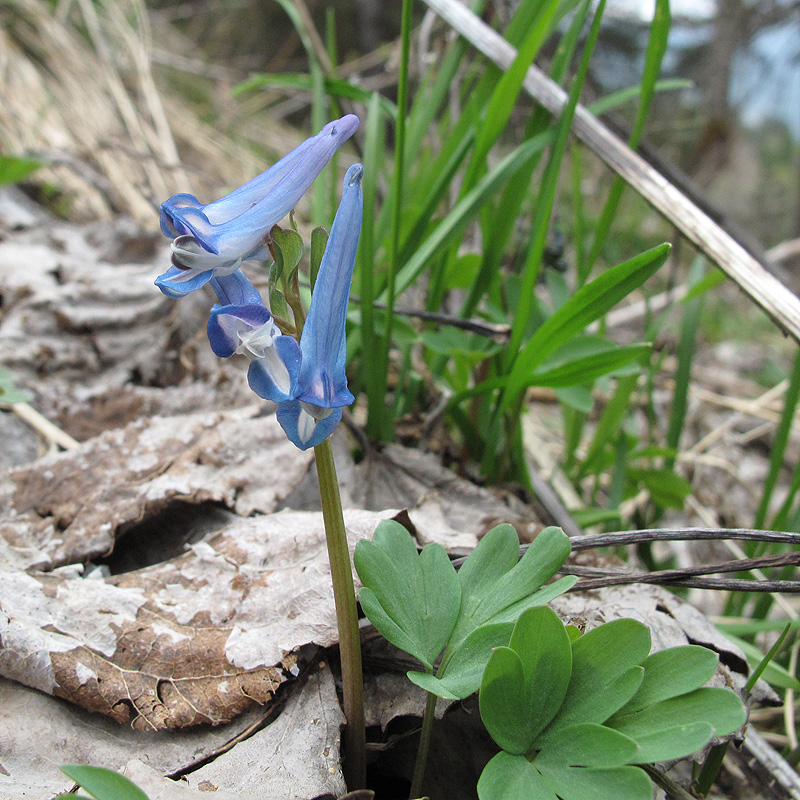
[354,522,577,699]
[477,607,747,800]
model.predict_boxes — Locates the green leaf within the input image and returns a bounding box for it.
[0,367,30,404]
[269,287,291,323]
[723,630,800,691]
[535,762,652,800]
[460,0,562,194]
[233,73,397,118]
[503,244,670,411]
[60,765,150,800]
[388,131,553,300]
[529,344,651,388]
[607,687,746,763]
[480,646,532,754]
[309,226,329,291]
[444,526,573,668]
[540,619,650,740]
[480,608,573,753]
[408,621,515,700]
[628,467,691,509]
[507,607,573,742]
[554,385,594,413]
[354,520,461,669]
[478,752,559,800]
[617,645,718,714]
[0,154,40,185]
[272,227,304,279]
[535,723,638,768]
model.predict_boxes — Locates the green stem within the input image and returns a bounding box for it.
[314,437,366,789]
[409,690,438,799]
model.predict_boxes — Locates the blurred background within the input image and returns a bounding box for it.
[1,0,797,251]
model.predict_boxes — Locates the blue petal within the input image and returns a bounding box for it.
[210,271,264,306]
[276,401,343,450]
[247,335,302,403]
[195,116,360,260]
[297,163,363,408]
[160,193,204,237]
[207,303,272,358]
[155,265,214,297]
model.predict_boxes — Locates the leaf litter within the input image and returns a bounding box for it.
[0,187,760,797]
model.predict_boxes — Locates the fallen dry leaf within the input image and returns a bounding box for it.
[0,507,395,729]
[0,406,313,570]
[0,674,265,799]
[182,661,346,798]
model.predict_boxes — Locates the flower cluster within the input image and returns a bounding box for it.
[155,116,362,450]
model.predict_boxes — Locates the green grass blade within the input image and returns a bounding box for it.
[358,93,386,441]
[503,244,670,411]
[578,373,639,481]
[582,0,671,283]
[383,131,553,300]
[234,73,397,118]
[460,0,562,194]
[755,349,800,529]
[461,0,592,317]
[665,257,704,468]
[506,0,606,361]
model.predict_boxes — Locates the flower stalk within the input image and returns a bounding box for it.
[314,436,366,790]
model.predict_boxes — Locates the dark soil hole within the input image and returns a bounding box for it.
[365,700,495,800]
[99,500,236,575]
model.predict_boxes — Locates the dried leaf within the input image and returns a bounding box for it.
[0,508,396,728]
[0,407,313,570]
[183,662,346,798]
[0,675,266,799]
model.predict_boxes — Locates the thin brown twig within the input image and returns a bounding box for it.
[569,527,800,550]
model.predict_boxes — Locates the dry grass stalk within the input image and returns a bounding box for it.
[0,0,307,226]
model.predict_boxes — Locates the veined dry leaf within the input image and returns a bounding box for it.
[0,407,313,571]
[183,662,346,798]
[0,674,266,800]
[0,508,396,729]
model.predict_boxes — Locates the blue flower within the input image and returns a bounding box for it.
[205,272,301,402]
[249,163,363,449]
[155,114,359,298]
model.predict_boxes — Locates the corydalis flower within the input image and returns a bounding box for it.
[249,163,363,449]
[155,114,359,298]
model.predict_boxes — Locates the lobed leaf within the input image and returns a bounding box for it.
[535,762,653,800]
[408,621,515,700]
[354,520,460,669]
[616,645,718,714]
[480,647,532,754]
[607,687,746,763]
[450,526,571,649]
[480,608,572,753]
[478,752,559,800]
[507,607,572,743]
[538,619,650,741]
[534,723,638,769]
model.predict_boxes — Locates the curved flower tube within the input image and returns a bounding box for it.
[248,163,363,449]
[205,270,301,402]
[155,114,359,297]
